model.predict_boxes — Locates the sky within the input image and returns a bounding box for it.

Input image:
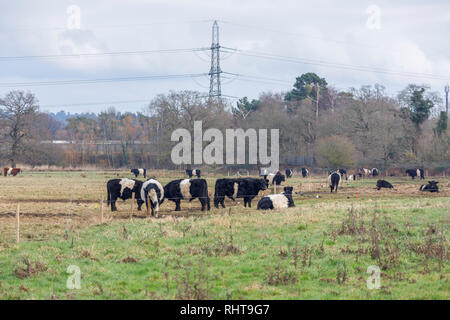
[0,0,449,113]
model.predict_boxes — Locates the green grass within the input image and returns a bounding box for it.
[0,171,448,299]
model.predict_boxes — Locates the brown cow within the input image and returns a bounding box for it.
[3,167,22,176]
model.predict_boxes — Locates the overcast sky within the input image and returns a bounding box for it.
[1,0,449,113]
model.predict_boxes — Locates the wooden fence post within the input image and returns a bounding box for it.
[130,193,135,219]
[16,203,20,244]
[100,195,104,223]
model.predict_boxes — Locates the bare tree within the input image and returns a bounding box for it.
[0,90,39,167]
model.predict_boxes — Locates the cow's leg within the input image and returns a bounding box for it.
[247,198,252,208]
[111,197,118,211]
[199,198,205,211]
[137,200,143,211]
[174,199,181,211]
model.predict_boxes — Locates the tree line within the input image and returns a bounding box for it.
[0,73,448,171]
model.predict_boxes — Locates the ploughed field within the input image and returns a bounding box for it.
[0,170,448,299]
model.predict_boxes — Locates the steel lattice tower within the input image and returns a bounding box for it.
[209,20,221,98]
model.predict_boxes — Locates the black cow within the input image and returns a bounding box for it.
[257,186,295,210]
[406,168,424,180]
[164,178,210,211]
[328,172,341,193]
[285,169,293,178]
[131,168,146,178]
[419,181,439,193]
[213,178,239,208]
[235,178,268,207]
[186,169,201,178]
[140,179,165,216]
[107,178,144,211]
[301,168,309,178]
[376,179,393,190]
[372,168,379,176]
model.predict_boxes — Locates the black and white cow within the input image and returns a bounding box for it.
[376,179,394,190]
[214,178,239,208]
[131,168,146,178]
[406,168,424,180]
[257,186,295,210]
[328,171,341,193]
[140,178,165,216]
[107,178,144,211]
[347,174,357,182]
[338,169,347,180]
[265,171,285,186]
[372,168,379,176]
[359,168,371,177]
[235,177,268,208]
[186,169,201,178]
[301,168,309,178]
[419,181,439,193]
[164,179,210,211]
[285,169,293,178]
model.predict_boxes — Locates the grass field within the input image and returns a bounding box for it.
[0,170,448,299]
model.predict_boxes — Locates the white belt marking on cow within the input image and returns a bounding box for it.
[180,179,191,200]
[267,173,275,185]
[233,182,239,199]
[119,179,135,196]
[138,168,144,176]
[267,194,289,209]
[7,168,13,176]
[416,169,420,177]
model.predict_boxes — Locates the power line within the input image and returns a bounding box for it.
[0,47,210,61]
[0,19,214,32]
[40,99,152,109]
[0,73,208,87]
[221,47,450,81]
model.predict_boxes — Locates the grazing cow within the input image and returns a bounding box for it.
[372,168,379,176]
[131,168,146,178]
[186,169,201,178]
[3,167,22,176]
[348,174,357,182]
[140,178,165,216]
[301,168,309,178]
[107,178,144,212]
[328,172,341,193]
[419,181,439,193]
[265,171,285,186]
[359,168,371,177]
[235,177,268,207]
[257,187,295,210]
[214,178,239,208]
[164,179,210,211]
[376,180,394,190]
[406,168,424,180]
[285,168,293,178]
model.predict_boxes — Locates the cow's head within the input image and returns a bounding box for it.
[259,179,268,190]
[283,186,293,194]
